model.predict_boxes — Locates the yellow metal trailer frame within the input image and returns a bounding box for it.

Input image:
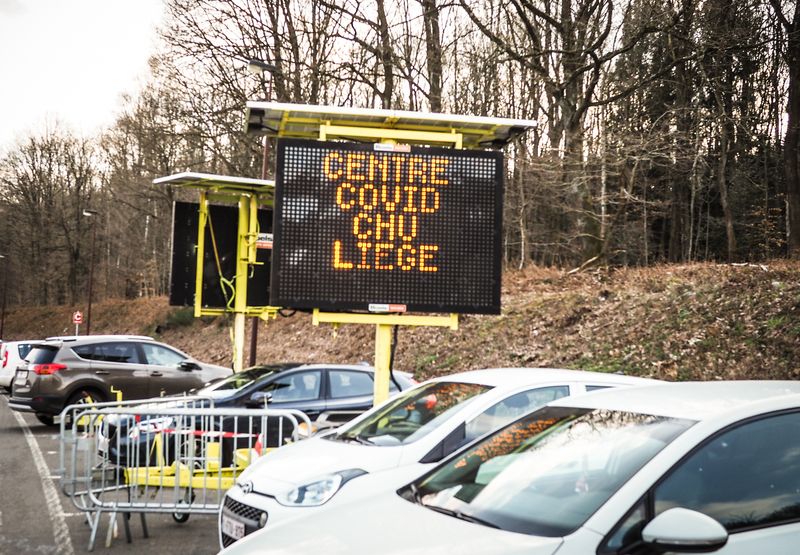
[153,172,280,371]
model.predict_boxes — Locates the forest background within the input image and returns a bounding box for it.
[0,0,798,314]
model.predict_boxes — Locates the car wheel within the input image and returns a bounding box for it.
[64,389,107,429]
[68,388,107,406]
[35,413,56,427]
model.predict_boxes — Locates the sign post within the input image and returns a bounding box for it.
[72,310,83,335]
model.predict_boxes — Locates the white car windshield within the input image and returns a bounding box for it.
[334,381,492,446]
[406,406,694,536]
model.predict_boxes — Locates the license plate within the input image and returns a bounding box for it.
[14,371,27,386]
[222,515,245,540]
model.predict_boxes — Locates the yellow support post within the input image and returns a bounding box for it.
[313,310,459,406]
[374,324,393,405]
[232,195,250,372]
[247,195,259,264]
[194,192,208,318]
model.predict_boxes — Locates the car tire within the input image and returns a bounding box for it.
[64,389,108,428]
[35,413,56,427]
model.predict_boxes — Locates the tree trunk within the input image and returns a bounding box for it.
[421,0,443,112]
[786,17,800,258]
[376,0,394,109]
[718,121,737,260]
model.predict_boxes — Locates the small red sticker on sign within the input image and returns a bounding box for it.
[256,233,273,249]
[368,304,407,313]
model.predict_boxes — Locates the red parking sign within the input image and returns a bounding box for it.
[72,311,83,325]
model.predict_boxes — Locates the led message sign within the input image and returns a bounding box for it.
[270,139,503,314]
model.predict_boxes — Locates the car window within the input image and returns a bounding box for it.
[141,343,185,366]
[26,345,58,364]
[264,371,321,402]
[585,385,612,392]
[201,367,280,394]
[74,342,141,364]
[654,411,800,532]
[602,411,800,553]
[18,343,35,359]
[329,370,374,399]
[337,381,492,446]
[465,386,570,441]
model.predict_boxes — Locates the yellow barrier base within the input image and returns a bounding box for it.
[124,447,275,491]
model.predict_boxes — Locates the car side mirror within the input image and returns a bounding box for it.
[178,360,201,372]
[641,508,728,553]
[246,391,273,408]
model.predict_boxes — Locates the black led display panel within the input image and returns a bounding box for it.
[270,139,504,314]
[170,201,272,308]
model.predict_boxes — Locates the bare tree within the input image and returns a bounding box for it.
[770,0,800,258]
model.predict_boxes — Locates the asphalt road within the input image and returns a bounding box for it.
[0,393,221,555]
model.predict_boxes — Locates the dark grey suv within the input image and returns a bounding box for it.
[9,335,232,426]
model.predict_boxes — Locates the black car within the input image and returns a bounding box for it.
[102,363,416,467]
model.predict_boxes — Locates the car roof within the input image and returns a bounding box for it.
[284,363,414,378]
[44,335,154,342]
[2,339,41,345]
[427,367,656,388]
[548,380,800,420]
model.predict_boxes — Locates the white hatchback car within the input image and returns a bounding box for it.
[220,380,800,555]
[0,340,39,391]
[218,368,656,547]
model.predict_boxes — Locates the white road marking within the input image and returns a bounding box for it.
[0,509,3,526]
[11,411,75,555]
[46,450,58,455]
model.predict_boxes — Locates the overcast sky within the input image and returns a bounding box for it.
[0,0,165,154]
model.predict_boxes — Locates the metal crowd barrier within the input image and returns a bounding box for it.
[58,402,311,551]
[57,395,216,495]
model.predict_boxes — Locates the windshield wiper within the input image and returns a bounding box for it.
[337,434,374,445]
[424,504,500,529]
[408,483,423,504]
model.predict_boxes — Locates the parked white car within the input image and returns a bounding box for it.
[219,380,800,555]
[0,340,39,391]
[218,367,656,548]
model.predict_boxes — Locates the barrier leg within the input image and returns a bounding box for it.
[123,512,132,544]
[105,511,118,548]
[140,513,149,538]
[87,510,102,552]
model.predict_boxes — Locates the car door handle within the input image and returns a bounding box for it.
[151,372,163,377]
[95,370,110,375]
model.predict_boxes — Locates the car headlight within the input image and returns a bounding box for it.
[275,468,367,507]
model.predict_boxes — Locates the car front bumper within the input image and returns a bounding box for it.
[219,483,326,549]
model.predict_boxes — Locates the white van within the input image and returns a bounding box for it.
[0,340,40,391]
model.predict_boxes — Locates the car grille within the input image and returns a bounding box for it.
[225,496,262,521]
[221,495,268,548]
[221,531,238,549]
